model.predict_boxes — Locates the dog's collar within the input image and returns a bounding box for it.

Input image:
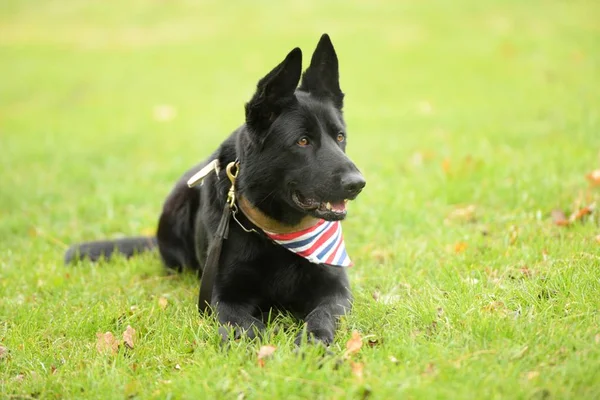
[187,159,353,268]
[236,195,320,235]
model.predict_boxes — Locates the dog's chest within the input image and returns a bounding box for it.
[257,246,342,311]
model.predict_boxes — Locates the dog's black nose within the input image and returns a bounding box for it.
[341,173,366,195]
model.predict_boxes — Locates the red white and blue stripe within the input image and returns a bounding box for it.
[264,220,352,268]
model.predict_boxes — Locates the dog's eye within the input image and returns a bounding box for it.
[336,133,345,143]
[297,137,310,147]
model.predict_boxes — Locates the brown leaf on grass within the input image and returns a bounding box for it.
[96,332,119,355]
[454,242,468,254]
[519,266,532,278]
[158,297,168,310]
[346,331,363,355]
[0,345,8,359]
[445,205,477,224]
[350,361,364,380]
[257,345,277,367]
[568,204,594,223]
[542,249,549,262]
[422,362,437,377]
[551,209,569,226]
[586,169,600,186]
[372,290,380,302]
[123,326,136,349]
[526,370,540,380]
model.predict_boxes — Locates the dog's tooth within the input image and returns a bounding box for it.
[326,202,332,210]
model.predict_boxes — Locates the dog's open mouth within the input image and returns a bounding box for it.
[292,191,348,220]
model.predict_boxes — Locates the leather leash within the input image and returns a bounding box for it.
[196,160,239,313]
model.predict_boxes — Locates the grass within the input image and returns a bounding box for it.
[1,0,600,398]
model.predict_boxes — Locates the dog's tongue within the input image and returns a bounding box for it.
[331,201,346,212]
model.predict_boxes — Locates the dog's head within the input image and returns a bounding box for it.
[238,34,365,225]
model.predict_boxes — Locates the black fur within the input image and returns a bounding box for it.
[65,34,366,345]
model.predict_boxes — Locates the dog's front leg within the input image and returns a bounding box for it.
[296,295,351,346]
[216,301,266,342]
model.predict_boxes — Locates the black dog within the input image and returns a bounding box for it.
[65,34,366,345]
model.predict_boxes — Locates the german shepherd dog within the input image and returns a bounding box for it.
[65,34,366,345]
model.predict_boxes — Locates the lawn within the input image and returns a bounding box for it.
[1,0,600,398]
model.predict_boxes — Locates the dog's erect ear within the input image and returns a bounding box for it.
[298,34,344,109]
[245,47,302,131]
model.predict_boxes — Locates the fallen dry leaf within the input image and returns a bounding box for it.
[257,345,277,367]
[551,209,569,226]
[586,170,600,186]
[96,332,119,355]
[123,325,136,349]
[542,249,549,262]
[569,204,594,223]
[372,290,380,301]
[519,266,532,278]
[445,205,477,224]
[526,370,540,380]
[454,242,468,254]
[158,297,168,310]
[0,345,7,359]
[350,361,364,380]
[422,362,437,377]
[346,331,363,355]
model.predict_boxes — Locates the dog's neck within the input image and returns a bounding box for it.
[237,195,320,234]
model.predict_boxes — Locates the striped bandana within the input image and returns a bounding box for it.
[263,220,352,268]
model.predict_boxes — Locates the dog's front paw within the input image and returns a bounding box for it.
[219,321,265,343]
[294,327,334,347]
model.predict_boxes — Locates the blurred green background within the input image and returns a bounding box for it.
[1,1,600,399]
